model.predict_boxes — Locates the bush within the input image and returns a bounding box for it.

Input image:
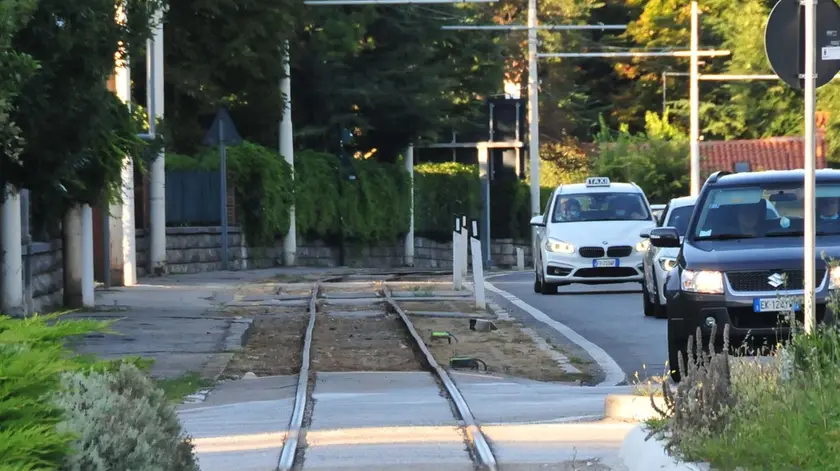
[0,313,111,470]
[648,267,840,469]
[414,162,481,241]
[294,150,340,240]
[55,363,198,471]
[340,158,410,242]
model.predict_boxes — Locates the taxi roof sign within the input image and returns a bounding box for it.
[585,177,610,187]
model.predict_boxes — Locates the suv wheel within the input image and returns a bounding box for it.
[652,282,666,319]
[667,321,688,383]
[642,280,655,317]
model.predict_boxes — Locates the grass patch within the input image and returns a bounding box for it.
[648,271,840,470]
[155,372,213,403]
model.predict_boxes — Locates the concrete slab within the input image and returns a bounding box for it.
[178,376,297,471]
[302,371,472,470]
[450,371,632,424]
[327,310,384,319]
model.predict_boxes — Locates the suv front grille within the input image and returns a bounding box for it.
[607,246,633,258]
[726,269,827,292]
[579,247,605,258]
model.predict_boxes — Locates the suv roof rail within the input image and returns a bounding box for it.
[707,171,732,184]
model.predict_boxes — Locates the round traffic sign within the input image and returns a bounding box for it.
[765,0,840,90]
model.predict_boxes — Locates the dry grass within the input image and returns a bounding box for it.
[410,316,592,383]
[311,310,423,372]
[222,313,308,378]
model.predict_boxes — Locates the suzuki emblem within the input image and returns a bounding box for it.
[767,273,785,288]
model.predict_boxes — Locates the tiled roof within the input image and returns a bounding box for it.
[700,135,827,174]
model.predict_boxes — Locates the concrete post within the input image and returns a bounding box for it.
[148,9,167,275]
[404,144,415,266]
[471,237,486,309]
[108,6,136,287]
[280,41,296,266]
[63,205,95,308]
[81,205,94,306]
[1,187,24,315]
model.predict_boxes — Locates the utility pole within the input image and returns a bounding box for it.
[689,1,700,196]
[527,0,540,233]
[280,41,296,266]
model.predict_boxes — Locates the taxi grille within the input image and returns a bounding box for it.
[607,246,633,258]
[579,247,605,258]
[726,269,826,292]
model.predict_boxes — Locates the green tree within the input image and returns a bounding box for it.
[9,0,163,232]
[0,0,38,196]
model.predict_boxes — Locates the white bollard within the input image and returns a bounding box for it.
[1,188,24,315]
[516,247,525,271]
[460,216,469,277]
[470,237,486,309]
[452,230,462,290]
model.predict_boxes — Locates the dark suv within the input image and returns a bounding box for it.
[650,170,840,381]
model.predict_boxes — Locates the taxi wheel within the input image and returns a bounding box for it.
[540,280,557,295]
[533,271,542,293]
[642,280,655,317]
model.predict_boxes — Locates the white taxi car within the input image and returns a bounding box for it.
[641,196,696,318]
[530,177,657,294]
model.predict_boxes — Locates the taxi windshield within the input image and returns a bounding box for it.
[551,192,651,223]
[692,183,840,240]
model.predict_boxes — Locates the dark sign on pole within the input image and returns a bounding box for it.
[765,0,840,90]
[203,109,242,271]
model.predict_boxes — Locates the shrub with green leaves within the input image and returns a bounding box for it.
[55,363,198,471]
[0,313,111,470]
[414,162,481,241]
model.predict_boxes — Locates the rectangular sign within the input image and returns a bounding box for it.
[822,45,840,60]
[753,298,799,313]
[586,177,610,187]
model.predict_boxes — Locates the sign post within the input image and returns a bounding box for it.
[453,216,463,290]
[764,0,840,333]
[204,109,242,271]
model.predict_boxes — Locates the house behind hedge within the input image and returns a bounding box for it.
[700,112,830,175]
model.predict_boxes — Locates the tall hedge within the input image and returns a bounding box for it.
[414,162,481,241]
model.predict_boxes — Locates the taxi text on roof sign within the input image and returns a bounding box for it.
[585,177,610,187]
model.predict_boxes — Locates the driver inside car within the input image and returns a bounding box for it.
[818,197,840,220]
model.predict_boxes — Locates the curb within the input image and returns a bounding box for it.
[200,318,254,381]
[604,394,668,422]
[619,425,710,471]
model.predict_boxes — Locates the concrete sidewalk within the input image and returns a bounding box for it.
[64,268,336,378]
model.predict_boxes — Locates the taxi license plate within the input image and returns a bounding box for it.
[593,258,619,268]
[753,298,799,313]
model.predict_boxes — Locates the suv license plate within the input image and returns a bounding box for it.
[593,258,618,268]
[753,298,799,313]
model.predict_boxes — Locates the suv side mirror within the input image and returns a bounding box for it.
[650,227,681,248]
[530,215,545,227]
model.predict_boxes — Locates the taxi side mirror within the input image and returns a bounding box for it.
[530,216,545,227]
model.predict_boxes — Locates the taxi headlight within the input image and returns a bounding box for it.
[636,239,650,252]
[545,238,575,254]
[658,257,678,272]
[681,269,723,294]
[830,267,840,289]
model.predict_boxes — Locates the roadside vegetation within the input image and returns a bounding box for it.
[645,262,840,470]
[0,313,199,470]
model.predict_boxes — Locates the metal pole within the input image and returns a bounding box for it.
[103,202,110,289]
[538,50,730,58]
[477,144,491,267]
[219,124,229,271]
[689,1,701,196]
[441,24,627,31]
[803,0,817,334]
[527,0,540,232]
[662,72,667,116]
[404,144,415,266]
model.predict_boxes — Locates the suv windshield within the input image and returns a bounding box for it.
[693,183,840,240]
[667,205,694,236]
[552,192,651,223]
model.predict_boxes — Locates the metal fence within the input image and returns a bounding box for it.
[166,170,222,225]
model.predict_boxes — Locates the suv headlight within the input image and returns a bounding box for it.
[681,269,724,294]
[635,239,650,252]
[545,238,575,254]
[829,267,840,289]
[658,257,677,272]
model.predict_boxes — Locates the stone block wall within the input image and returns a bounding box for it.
[134,226,534,273]
[24,240,63,314]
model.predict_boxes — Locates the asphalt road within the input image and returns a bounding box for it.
[489,272,668,382]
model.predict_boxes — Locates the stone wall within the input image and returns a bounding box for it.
[24,240,63,314]
[134,226,533,274]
